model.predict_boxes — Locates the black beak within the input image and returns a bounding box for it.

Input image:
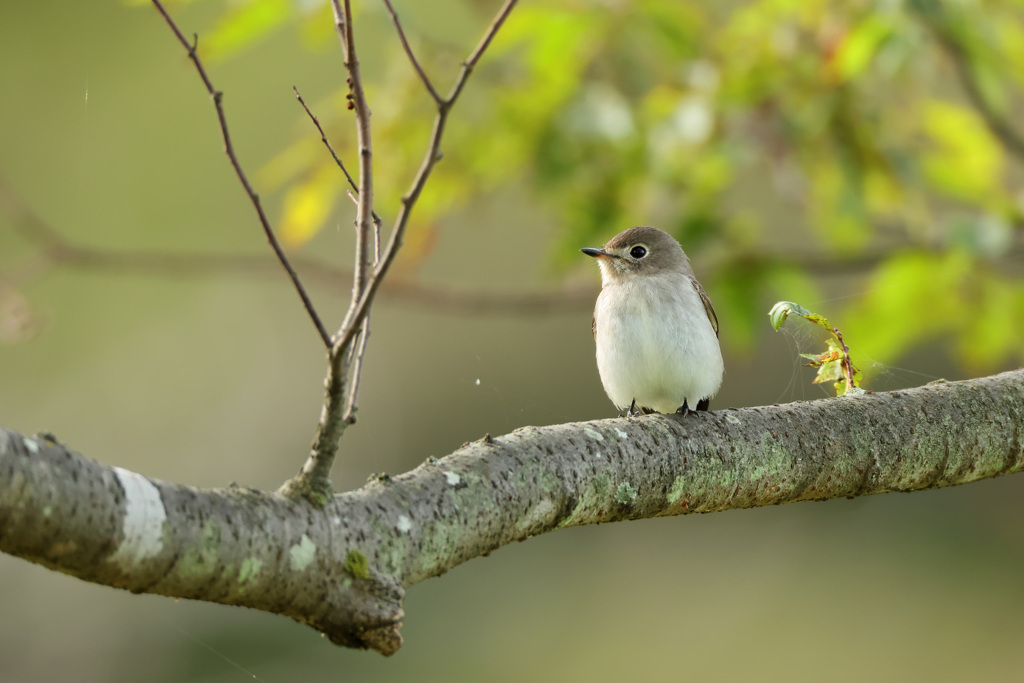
[581,247,614,259]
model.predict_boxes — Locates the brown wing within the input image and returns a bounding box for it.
[690,277,719,337]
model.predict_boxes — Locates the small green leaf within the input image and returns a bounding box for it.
[769,301,799,331]
[768,301,831,332]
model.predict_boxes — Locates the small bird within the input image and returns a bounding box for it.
[581,226,723,415]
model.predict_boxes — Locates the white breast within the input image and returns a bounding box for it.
[594,273,723,413]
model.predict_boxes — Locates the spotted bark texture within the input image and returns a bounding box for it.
[1,370,1022,654]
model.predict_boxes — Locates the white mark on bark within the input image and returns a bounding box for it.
[397,515,412,533]
[109,467,167,566]
[23,437,39,454]
[444,471,460,486]
[726,414,741,425]
[289,534,316,572]
[614,428,628,439]
[584,428,604,440]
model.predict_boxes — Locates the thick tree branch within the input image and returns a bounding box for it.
[3,370,1022,655]
[151,0,330,348]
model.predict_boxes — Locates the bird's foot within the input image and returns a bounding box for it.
[620,399,649,418]
[675,400,699,417]
[621,398,640,418]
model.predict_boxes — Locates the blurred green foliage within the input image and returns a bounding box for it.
[197,0,1024,373]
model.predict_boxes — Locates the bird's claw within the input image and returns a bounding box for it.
[675,400,699,417]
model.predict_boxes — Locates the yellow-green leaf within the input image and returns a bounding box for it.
[206,0,290,62]
[832,15,893,81]
[280,167,338,247]
[921,99,1004,203]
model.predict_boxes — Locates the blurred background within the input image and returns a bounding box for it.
[2,0,1023,680]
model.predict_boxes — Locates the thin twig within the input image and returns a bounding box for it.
[293,86,358,194]
[292,86,383,227]
[450,0,517,103]
[342,221,381,425]
[331,0,374,310]
[150,0,331,348]
[833,327,857,391]
[381,0,443,104]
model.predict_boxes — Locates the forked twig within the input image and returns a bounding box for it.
[284,0,519,499]
[333,0,519,358]
[151,0,331,348]
[282,0,388,499]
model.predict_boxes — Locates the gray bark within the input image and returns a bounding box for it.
[1,369,1022,655]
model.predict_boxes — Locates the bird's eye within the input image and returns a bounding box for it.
[630,245,647,259]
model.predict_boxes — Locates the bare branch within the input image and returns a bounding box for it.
[150,0,331,348]
[381,0,443,104]
[342,221,381,425]
[283,0,521,500]
[332,0,520,360]
[3,370,1023,654]
[278,0,382,501]
[331,0,374,303]
[451,0,518,103]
